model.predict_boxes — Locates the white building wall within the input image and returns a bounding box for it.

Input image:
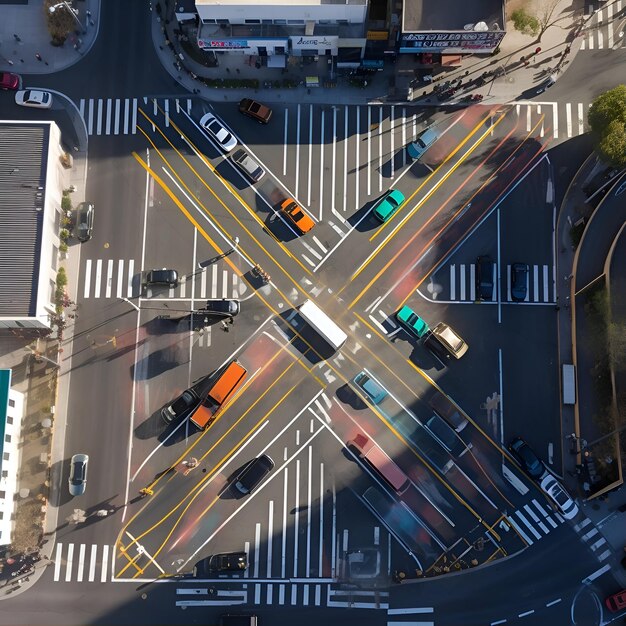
[0,388,25,547]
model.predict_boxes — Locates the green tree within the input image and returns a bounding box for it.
[511,8,540,36]
[588,86,626,167]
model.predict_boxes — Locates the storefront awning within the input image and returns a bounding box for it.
[305,76,319,87]
[267,55,286,68]
[441,54,462,67]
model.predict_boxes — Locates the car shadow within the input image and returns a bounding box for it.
[336,383,367,410]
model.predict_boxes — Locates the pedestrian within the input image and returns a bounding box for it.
[35,53,42,61]
[7,60,13,66]
[535,47,541,55]
[13,34,21,42]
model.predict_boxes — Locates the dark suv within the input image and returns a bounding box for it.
[508,436,545,479]
[161,389,200,424]
[194,552,248,577]
[476,255,494,301]
[201,299,240,318]
[234,455,274,495]
[144,268,179,288]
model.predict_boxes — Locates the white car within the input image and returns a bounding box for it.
[540,474,579,519]
[199,112,237,152]
[15,89,52,109]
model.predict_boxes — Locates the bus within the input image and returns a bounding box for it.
[298,299,347,352]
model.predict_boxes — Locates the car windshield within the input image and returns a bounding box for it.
[71,463,85,483]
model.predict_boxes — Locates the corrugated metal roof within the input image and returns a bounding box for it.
[0,124,49,318]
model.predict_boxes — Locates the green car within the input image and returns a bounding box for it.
[373,189,406,223]
[396,305,429,339]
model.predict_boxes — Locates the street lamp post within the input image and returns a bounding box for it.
[49,2,85,34]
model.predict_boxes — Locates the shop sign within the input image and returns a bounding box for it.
[291,35,338,50]
[401,30,505,51]
[198,39,250,49]
[367,30,388,40]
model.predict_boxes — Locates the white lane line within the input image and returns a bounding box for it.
[266,501,274,578]
[200,267,206,299]
[114,99,120,135]
[515,510,542,540]
[96,99,103,135]
[306,446,313,578]
[552,103,558,138]
[101,544,109,582]
[281,467,288,578]
[582,563,611,583]
[526,105,531,132]
[283,108,288,176]
[319,109,325,222]
[105,259,114,298]
[331,482,337,578]
[87,99,94,135]
[367,106,372,197]
[303,583,309,606]
[116,260,124,298]
[388,608,434,614]
[315,584,321,606]
[293,459,301,578]
[53,542,63,581]
[254,523,261,603]
[390,105,395,179]
[355,106,360,211]
[590,537,607,551]
[211,264,217,299]
[124,99,130,135]
[244,541,250,578]
[519,610,534,618]
[164,98,170,128]
[94,259,103,298]
[65,543,74,582]
[450,265,456,300]
[575,517,592,532]
[506,515,534,545]
[491,620,507,626]
[105,98,112,135]
[460,264,466,300]
[222,269,228,298]
[307,104,313,207]
[331,107,337,212]
[597,549,611,561]
[578,103,585,135]
[295,104,301,201]
[546,598,561,607]
[77,543,86,582]
[127,259,134,297]
[543,264,549,302]
[402,108,407,169]
[566,102,572,137]
[132,98,138,134]
[279,584,285,605]
[84,259,92,298]
[524,504,549,534]
[89,544,97,582]
[319,462,324,576]
[608,4,614,47]
[79,98,85,119]
[343,105,348,212]
[598,29,604,48]
[532,499,559,527]
[533,265,539,302]
[581,527,599,541]
[378,107,383,192]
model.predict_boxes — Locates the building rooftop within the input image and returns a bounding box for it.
[403,0,504,32]
[196,0,367,6]
[0,124,48,319]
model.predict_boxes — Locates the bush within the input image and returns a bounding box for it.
[61,194,72,212]
[56,267,67,290]
[59,228,70,242]
[59,242,68,254]
[588,86,626,167]
[511,8,540,37]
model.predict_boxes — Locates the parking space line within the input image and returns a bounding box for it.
[367,107,372,197]
[105,98,112,135]
[281,468,288,578]
[355,106,360,212]
[331,107,337,212]
[378,107,383,192]
[343,106,348,212]
[390,105,395,180]
[293,459,301,578]
[200,267,207,299]
[123,99,130,135]
[308,105,313,206]
[533,265,539,302]
[132,98,138,134]
[319,110,325,221]
[450,265,456,300]
[306,447,313,579]
[96,99,103,135]
[319,462,324,576]
[267,500,274,579]
[402,108,407,170]
[543,264,549,302]
[295,105,301,201]
[460,263,466,300]
[283,108,288,176]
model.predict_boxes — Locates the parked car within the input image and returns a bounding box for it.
[238,98,272,124]
[234,455,275,495]
[201,299,240,318]
[476,255,494,301]
[605,588,626,613]
[510,263,529,302]
[230,149,265,183]
[508,436,545,479]
[353,370,387,405]
[199,112,237,152]
[0,72,22,91]
[429,393,468,432]
[280,198,315,234]
[540,474,579,519]
[161,389,201,424]
[15,89,52,108]
[144,268,179,288]
[75,201,94,242]
[194,552,248,576]
[220,615,257,626]
[396,305,429,339]
[372,189,406,223]
[407,127,441,160]
[68,454,89,496]
[424,322,468,360]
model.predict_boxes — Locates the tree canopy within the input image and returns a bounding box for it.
[588,85,626,167]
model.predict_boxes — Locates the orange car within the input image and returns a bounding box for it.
[605,589,626,612]
[280,199,314,234]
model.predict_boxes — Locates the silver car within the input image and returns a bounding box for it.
[68,454,89,496]
[199,112,237,153]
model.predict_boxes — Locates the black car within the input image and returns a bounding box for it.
[508,436,545,479]
[510,263,529,302]
[75,202,95,242]
[201,299,240,318]
[234,455,274,495]
[476,255,494,301]
[161,389,200,424]
[145,268,178,288]
[194,552,248,577]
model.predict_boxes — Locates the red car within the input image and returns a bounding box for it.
[0,72,22,90]
[605,588,626,612]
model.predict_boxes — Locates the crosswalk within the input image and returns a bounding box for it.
[53,543,112,583]
[81,259,243,300]
[580,1,626,50]
[505,498,564,546]
[78,98,195,136]
[515,101,589,139]
[573,516,612,563]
